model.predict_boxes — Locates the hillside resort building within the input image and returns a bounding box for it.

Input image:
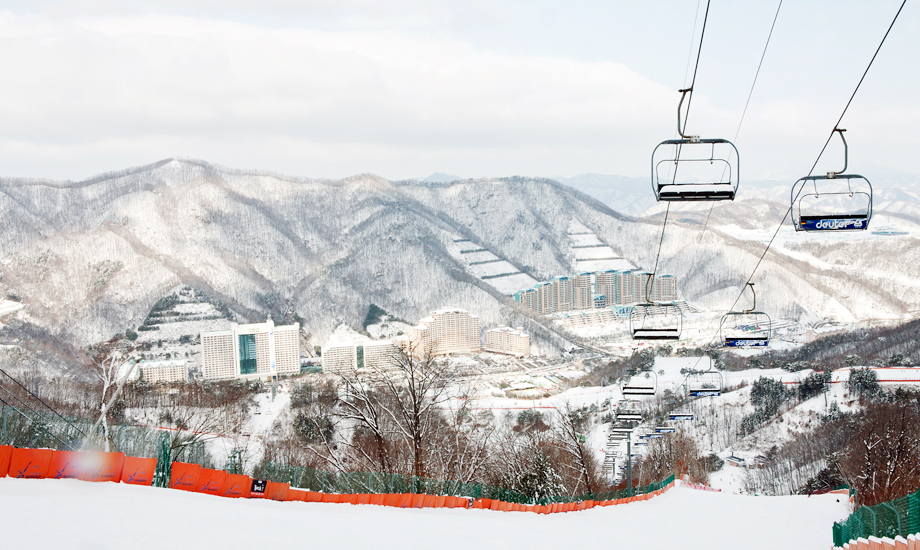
[321,335,399,375]
[408,307,481,356]
[514,271,678,315]
[200,319,300,381]
[483,326,530,357]
[118,359,189,384]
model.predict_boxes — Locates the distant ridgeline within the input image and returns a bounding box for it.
[514,270,678,315]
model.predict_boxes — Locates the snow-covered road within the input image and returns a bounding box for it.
[0,478,849,549]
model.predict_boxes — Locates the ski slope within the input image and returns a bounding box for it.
[0,478,849,549]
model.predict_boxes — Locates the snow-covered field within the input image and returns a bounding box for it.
[0,478,849,550]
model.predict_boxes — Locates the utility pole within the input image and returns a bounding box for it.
[626,435,632,498]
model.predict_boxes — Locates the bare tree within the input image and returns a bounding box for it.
[85,336,134,451]
[553,403,599,495]
[335,339,457,478]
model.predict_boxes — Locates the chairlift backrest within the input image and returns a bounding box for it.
[622,369,658,396]
[791,129,872,232]
[651,88,739,202]
[720,283,771,347]
[687,371,723,397]
[630,303,682,341]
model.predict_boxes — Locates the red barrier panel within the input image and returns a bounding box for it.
[265,481,290,501]
[9,448,53,479]
[472,499,487,509]
[369,493,385,506]
[433,495,447,508]
[341,494,360,505]
[355,494,371,505]
[302,490,323,502]
[169,462,202,492]
[421,494,437,508]
[321,493,341,503]
[120,456,157,486]
[489,500,502,511]
[397,494,413,508]
[410,494,425,508]
[198,469,228,496]
[81,452,125,482]
[0,445,13,478]
[289,489,308,502]
[223,474,251,498]
[48,450,82,479]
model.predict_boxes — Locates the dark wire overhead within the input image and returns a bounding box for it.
[689,0,909,366]
[696,0,784,244]
[0,365,87,437]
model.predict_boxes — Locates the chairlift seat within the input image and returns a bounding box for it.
[631,303,682,342]
[791,174,872,232]
[652,138,739,202]
[669,413,694,421]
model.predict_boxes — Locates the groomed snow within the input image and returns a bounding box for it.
[0,478,849,549]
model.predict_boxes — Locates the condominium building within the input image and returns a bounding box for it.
[200,319,300,381]
[117,359,189,384]
[514,271,679,314]
[409,307,480,356]
[483,326,530,357]
[321,335,398,375]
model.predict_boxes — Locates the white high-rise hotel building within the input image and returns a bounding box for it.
[409,307,480,356]
[201,319,300,381]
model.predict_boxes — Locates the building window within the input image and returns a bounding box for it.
[239,334,257,375]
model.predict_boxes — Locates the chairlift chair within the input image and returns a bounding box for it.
[655,426,677,434]
[720,283,771,347]
[615,400,644,422]
[621,369,658,396]
[651,88,740,202]
[631,273,683,342]
[669,413,694,421]
[686,370,723,397]
[791,129,872,232]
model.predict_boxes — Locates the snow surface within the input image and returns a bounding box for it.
[0,478,849,550]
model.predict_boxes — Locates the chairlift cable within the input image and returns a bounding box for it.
[652,0,711,282]
[682,0,704,88]
[0,365,87,437]
[0,394,75,450]
[687,0,907,370]
[695,0,784,246]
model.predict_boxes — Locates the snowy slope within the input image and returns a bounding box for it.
[0,478,849,550]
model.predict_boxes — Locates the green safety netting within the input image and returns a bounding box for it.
[833,488,920,547]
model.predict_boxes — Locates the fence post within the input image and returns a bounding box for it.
[909,491,920,537]
[880,501,901,537]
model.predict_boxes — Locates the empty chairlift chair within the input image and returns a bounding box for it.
[614,400,644,422]
[631,273,682,341]
[621,369,658,397]
[720,283,772,347]
[791,129,872,232]
[651,88,740,202]
[668,412,694,421]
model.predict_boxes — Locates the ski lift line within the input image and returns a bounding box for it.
[681,0,712,129]
[692,0,783,261]
[686,0,907,372]
[0,394,76,450]
[0,365,86,437]
[0,382,56,428]
[648,203,671,296]
[682,0,704,88]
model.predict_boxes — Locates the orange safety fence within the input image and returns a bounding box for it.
[0,445,12,478]
[9,448,53,479]
[121,456,157,486]
[224,474,251,498]
[48,450,125,482]
[0,446,675,514]
[198,468,229,496]
[169,462,202,492]
[265,481,290,501]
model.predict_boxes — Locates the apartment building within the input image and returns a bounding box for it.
[483,326,530,357]
[409,307,480,356]
[200,319,300,381]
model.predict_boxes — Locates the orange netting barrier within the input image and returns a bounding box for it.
[0,446,675,514]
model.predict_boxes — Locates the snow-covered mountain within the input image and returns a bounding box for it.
[1,159,919,351]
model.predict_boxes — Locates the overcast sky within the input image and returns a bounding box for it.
[0,1,916,183]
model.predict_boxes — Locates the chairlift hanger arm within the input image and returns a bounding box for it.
[745,283,756,314]
[828,128,847,179]
[677,88,699,141]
